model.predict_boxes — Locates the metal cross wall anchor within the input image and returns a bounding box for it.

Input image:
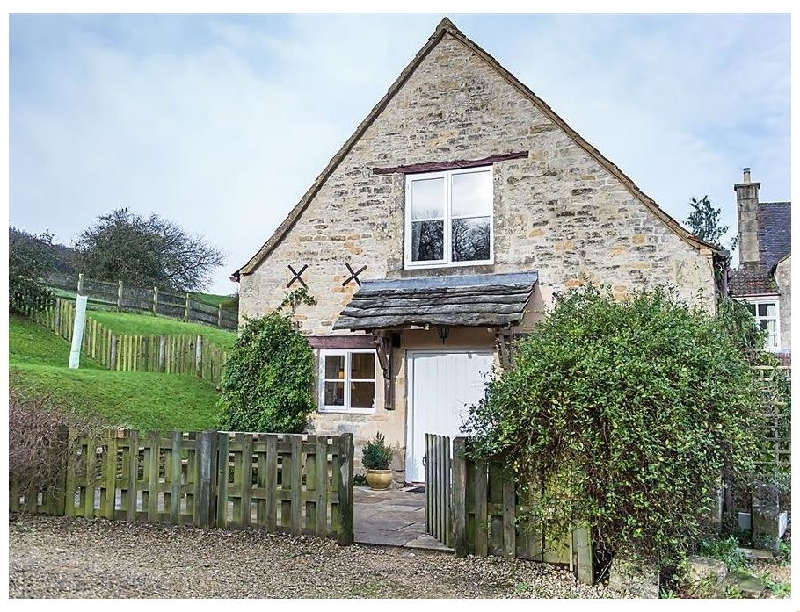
[287,264,309,288]
[342,263,367,287]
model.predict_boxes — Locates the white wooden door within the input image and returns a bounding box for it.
[406,350,493,483]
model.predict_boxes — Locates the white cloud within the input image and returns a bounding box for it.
[9,14,791,292]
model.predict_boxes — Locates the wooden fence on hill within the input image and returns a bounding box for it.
[33,298,228,385]
[10,428,354,544]
[47,273,239,331]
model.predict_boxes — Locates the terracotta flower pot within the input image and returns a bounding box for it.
[366,469,393,490]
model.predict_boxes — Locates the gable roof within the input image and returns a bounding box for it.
[758,201,791,272]
[730,200,791,297]
[238,17,715,276]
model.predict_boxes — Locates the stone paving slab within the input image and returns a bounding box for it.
[353,486,452,552]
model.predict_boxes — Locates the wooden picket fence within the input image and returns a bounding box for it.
[425,434,593,584]
[10,429,354,544]
[32,297,228,385]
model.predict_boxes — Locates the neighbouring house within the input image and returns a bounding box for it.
[234,18,721,483]
[729,168,791,364]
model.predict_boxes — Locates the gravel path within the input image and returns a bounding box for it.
[9,513,625,599]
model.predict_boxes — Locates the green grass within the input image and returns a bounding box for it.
[85,310,237,350]
[9,315,105,369]
[191,292,237,307]
[9,314,221,432]
[11,364,221,431]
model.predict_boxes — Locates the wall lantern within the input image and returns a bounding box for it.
[437,326,449,344]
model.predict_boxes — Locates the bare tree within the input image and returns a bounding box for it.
[75,208,224,292]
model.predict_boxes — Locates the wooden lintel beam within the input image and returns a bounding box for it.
[373,151,528,175]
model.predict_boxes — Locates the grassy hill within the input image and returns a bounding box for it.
[9,314,223,432]
[85,310,237,350]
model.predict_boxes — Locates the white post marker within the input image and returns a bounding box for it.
[68,294,89,369]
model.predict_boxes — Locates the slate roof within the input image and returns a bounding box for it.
[730,201,791,297]
[758,202,791,272]
[332,272,538,331]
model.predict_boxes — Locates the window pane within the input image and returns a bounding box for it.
[351,382,375,409]
[351,353,375,379]
[410,177,444,220]
[411,220,444,261]
[452,217,491,262]
[759,303,776,317]
[324,355,345,380]
[324,381,345,406]
[452,170,492,217]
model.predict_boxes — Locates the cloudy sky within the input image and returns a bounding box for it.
[8,11,792,295]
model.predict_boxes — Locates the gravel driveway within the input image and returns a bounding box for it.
[9,513,626,599]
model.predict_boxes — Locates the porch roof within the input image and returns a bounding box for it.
[332,271,538,331]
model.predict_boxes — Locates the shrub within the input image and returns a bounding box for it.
[362,432,394,470]
[9,379,109,502]
[9,227,56,315]
[463,284,763,567]
[217,301,315,433]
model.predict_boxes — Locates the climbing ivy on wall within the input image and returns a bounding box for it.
[217,289,316,433]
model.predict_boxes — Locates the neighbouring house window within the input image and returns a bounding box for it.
[405,167,493,267]
[744,299,781,351]
[318,349,376,413]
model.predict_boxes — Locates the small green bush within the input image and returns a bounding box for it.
[464,284,763,566]
[362,432,394,470]
[698,535,747,572]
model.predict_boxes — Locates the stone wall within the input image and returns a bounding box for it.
[775,256,791,354]
[238,32,717,472]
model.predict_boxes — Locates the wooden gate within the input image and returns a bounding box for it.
[424,434,593,583]
[424,433,452,547]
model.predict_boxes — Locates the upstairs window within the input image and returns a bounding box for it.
[405,167,493,268]
[745,299,781,352]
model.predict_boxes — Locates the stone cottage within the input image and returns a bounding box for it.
[730,168,791,363]
[234,18,720,483]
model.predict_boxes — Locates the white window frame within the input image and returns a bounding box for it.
[743,297,781,352]
[318,349,377,414]
[404,166,494,269]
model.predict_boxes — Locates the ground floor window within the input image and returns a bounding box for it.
[744,298,781,351]
[318,349,376,413]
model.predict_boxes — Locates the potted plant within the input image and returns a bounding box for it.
[362,431,394,490]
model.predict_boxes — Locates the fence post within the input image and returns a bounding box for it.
[54,297,62,335]
[195,430,218,528]
[110,335,118,370]
[158,335,166,372]
[452,437,468,557]
[337,433,354,545]
[48,424,70,516]
[218,304,223,328]
[195,335,202,378]
[184,293,190,322]
[77,273,84,295]
[572,527,594,584]
[153,287,158,317]
[117,280,123,311]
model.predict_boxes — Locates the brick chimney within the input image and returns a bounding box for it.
[734,167,761,265]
